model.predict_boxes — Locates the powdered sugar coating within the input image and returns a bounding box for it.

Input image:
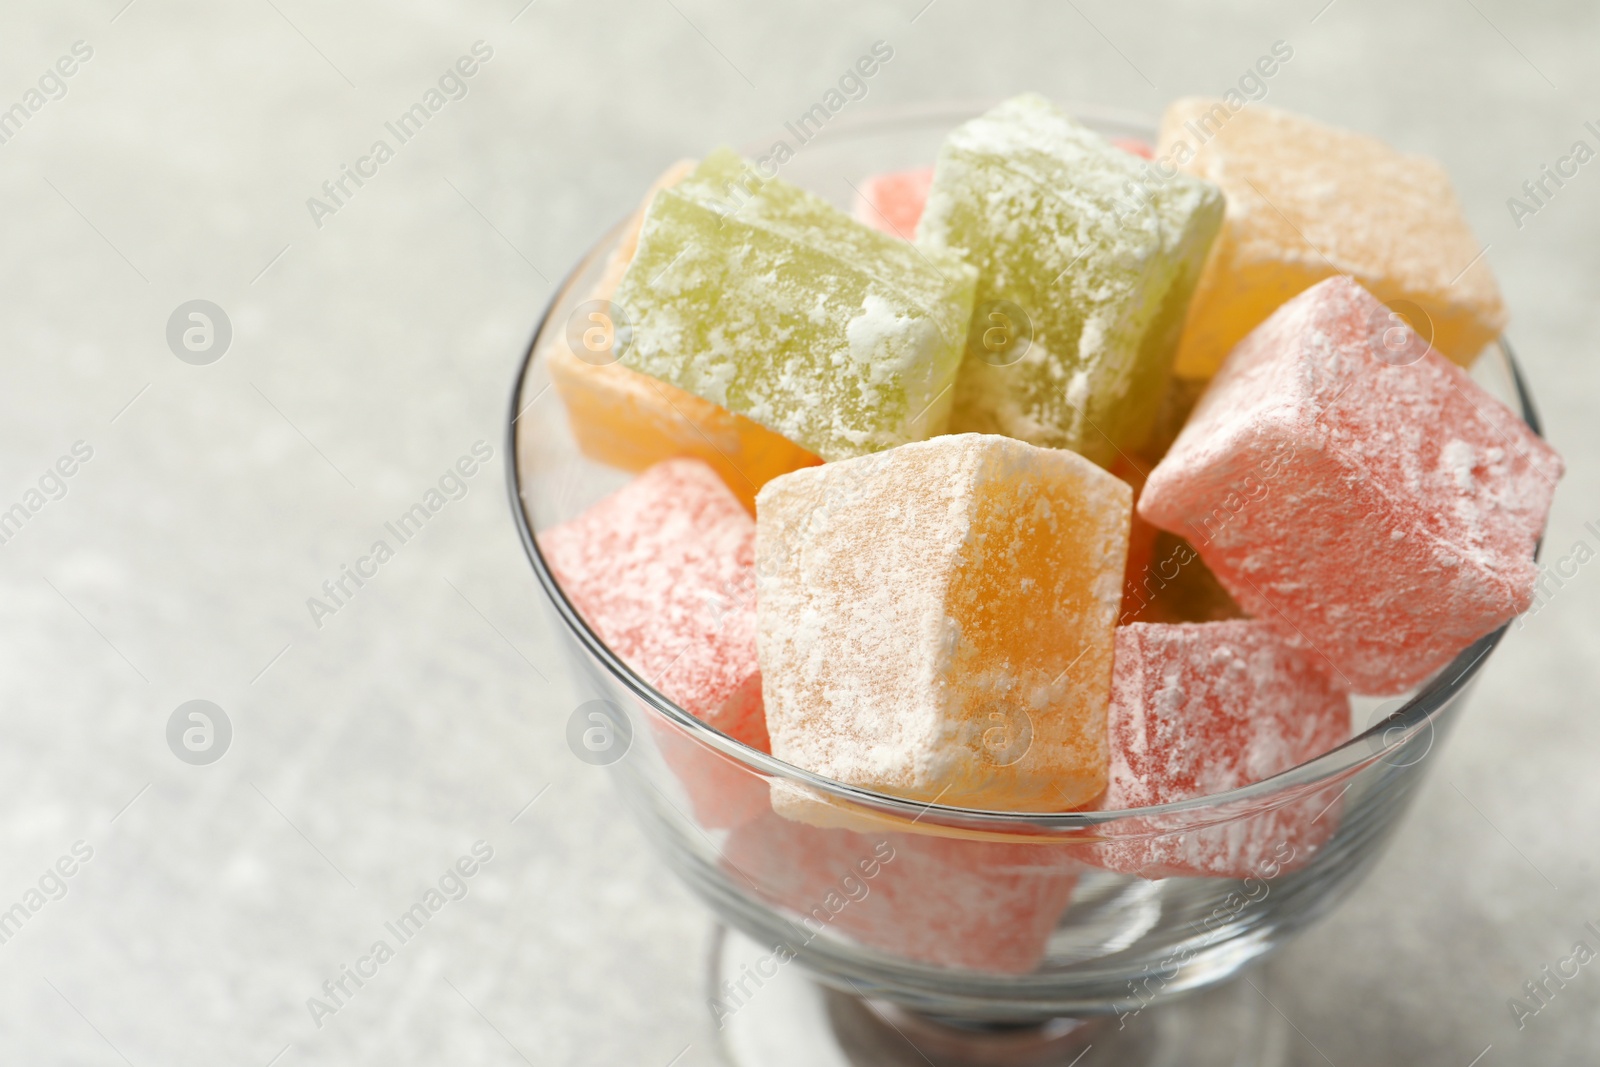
[539,458,766,747]
[1139,276,1563,694]
[756,433,1130,811]
[615,148,976,463]
[918,94,1223,463]
[547,159,822,511]
[1161,97,1508,378]
[852,165,936,238]
[1089,620,1350,878]
[1105,621,1349,805]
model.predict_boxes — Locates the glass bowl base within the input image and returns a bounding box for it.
[712,926,1291,1067]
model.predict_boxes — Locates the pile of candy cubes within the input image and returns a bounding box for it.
[538,94,1562,894]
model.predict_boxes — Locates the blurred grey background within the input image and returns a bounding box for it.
[0,0,1596,1063]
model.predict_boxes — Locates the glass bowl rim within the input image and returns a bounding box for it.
[504,99,1545,830]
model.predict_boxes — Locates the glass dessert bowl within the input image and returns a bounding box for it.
[506,102,1545,1066]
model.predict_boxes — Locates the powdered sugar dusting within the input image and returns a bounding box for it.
[1089,620,1350,877]
[1104,621,1349,809]
[756,432,1130,812]
[1141,276,1563,694]
[539,459,766,747]
[1159,97,1508,376]
[920,93,1224,463]
[615,148,976,462]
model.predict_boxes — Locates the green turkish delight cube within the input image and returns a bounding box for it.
[918,93,1222,464]
[616,148,977,462]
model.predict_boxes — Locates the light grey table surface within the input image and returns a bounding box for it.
[1,1,1597,1064]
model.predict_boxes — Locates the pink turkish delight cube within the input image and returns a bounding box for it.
[852,165,936,239]
[1112,136,1155,159]
[541,459,770,827]
[724,809,1079,974]
[1087,621,1351,879]
[1138,276,1562,694]
[540,458,766,743]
